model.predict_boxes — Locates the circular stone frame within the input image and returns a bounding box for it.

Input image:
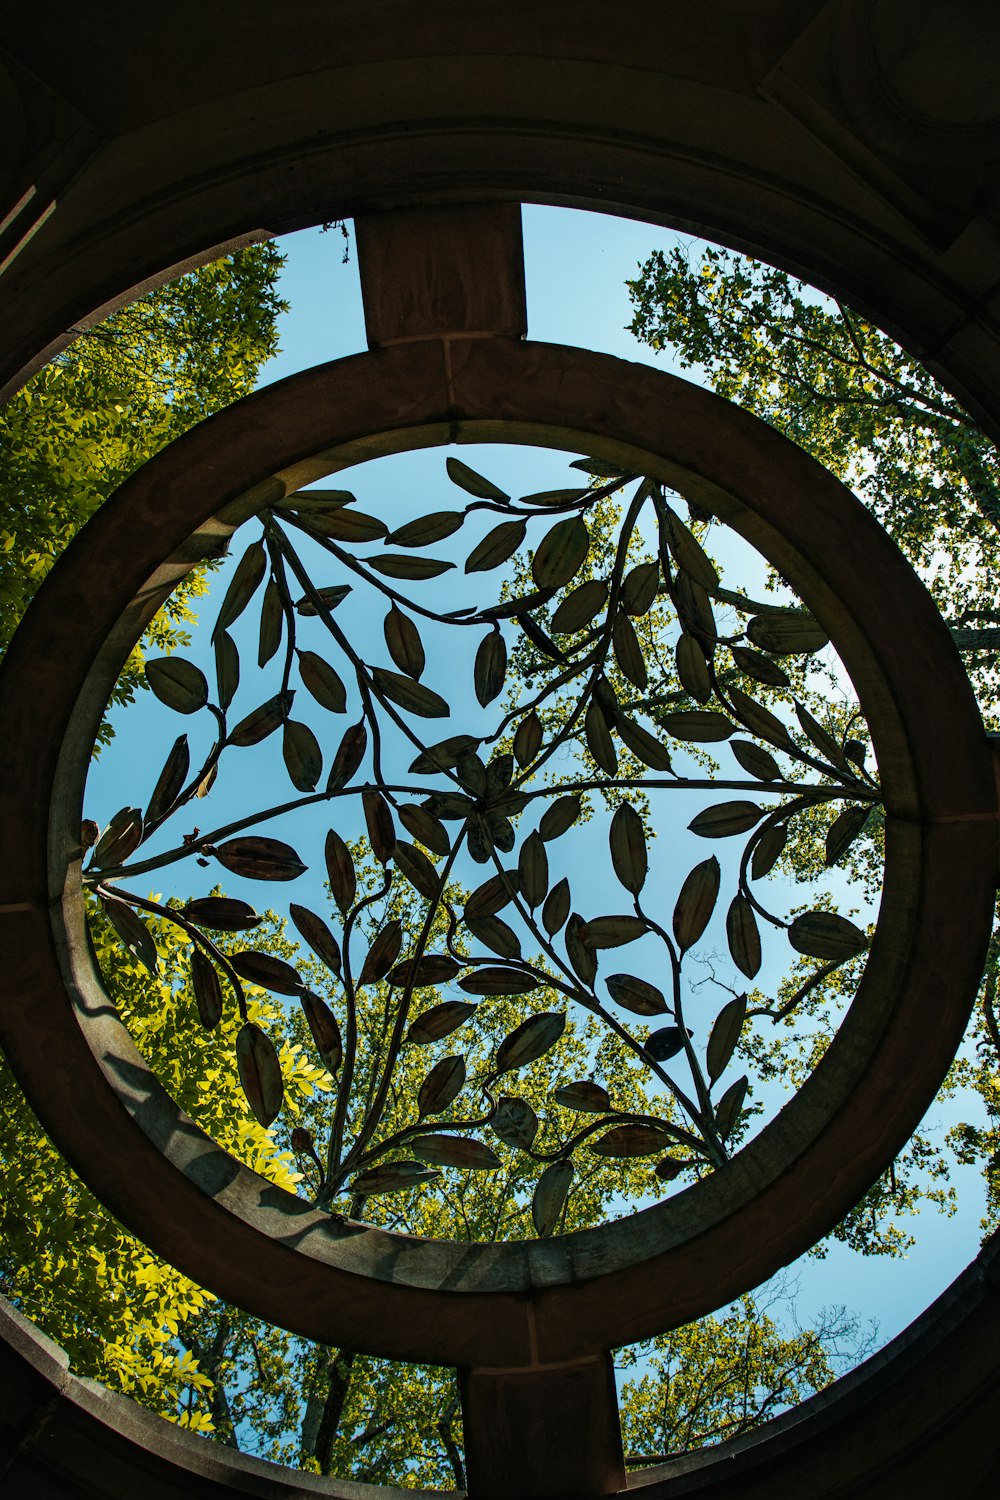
[0,336,994,1370]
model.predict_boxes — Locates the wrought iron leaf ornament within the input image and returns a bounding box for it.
[86,452,883,1235]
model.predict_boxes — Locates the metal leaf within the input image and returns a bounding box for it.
[621,561,660,616]
[674,571,716,644]
[616,716,672,772]
[214,540,266,635]
[612,612,648,690]
[474,631,507,706]
[214,836,306,881]
[730,739,781,781]
[730,644,790,689]
[513,711,543,768]
[214,630,240,711]
[406,1000,476,1044]
[490,1095,538,1150]
[410,1135,501,1171]
[537,795,581,843]
[486,811,516,854]
[672,856,721,951]
[751,824,787,879]
[303,507,388,542]
[794,701,854,773]
[532,516,589,590]
[675,633,712,703]
[300,989,343,1075]
[658,710,733,743]
[298,650,348,712]
[388,954,461,988]
[728,693,797,756]
[384,605,426,680]
[229,691,291,747]
[393,841,440,900]
[565,912,597,985]
[715,1075,749,1137]
[294,584,352,617]
[605,973,667,1016]
[825,805,871,866]
[325,828,357,913]
[554,1081,610,1113]
[351,1161,441,1197]
[688,802,763,839]
[369,555,455,581]
[398,803,451,855]
[358,918,403,986]
[460,967,541,997]
[494,1011,566,1072]
[542,877,571,936]
[236,1021,284,1127]
[283,719,323,792]
[520,487,589,507]
[664,506,719,590]
[726,896,761,979]
[746,612,828,655]
[532,1160,573,1237]
[93,807,144,867]
[101,896,158,974]
[418,1055,466,1117]
[258,579,283,668]
[387,511,465,547]
[466,914,522,959]
[518,831,549,910]
[486,752,515,798]
[181,897,262,932]
[277,488,356,514]
[577,915,647,949]
[363,789,396,864]
[327,720,368,790]
[585,700,618,775]
[788,911,869,961]
[410,735,479,774]
[144,734,189,826]
[289,903,342,976]
[465,871,518,919]
[645,1025,686,1061]
[190,947,223,1030]
[231,950,304,995]
[707,994,747,1082]
[465,520,526,573]
[590,1124,671,1158]
[145,656,209,715]
[610,802,647,895]
[551,579,608,634]
[447,456,510,501]
[372,668,449,718]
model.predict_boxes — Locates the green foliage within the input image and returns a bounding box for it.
[0,243,287,738]
[0,909,306,1432]
[627,241,1000,720]
[628,238,1000,1255]
[617,1282,873,1462]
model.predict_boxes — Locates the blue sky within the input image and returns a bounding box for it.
[88,204,989,1364]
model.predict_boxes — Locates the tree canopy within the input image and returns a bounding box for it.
[0,242,287,735]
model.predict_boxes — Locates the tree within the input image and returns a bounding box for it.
[626,239,1000,1247]
[0,241,289,1424]
[0,242,287,737]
